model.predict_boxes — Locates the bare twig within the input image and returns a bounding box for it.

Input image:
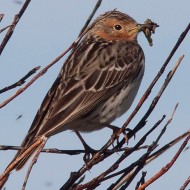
[135,171,147,190]
[180,176,190,190]
[0,145,85,155]
[0,0,31,55]
[107,117,166,190]
[147,130,190,164]
[0,14,4,22]
[115,127,189,190]
[107,130,190,190]
[0,144,132,155]
[79,0,102,35]
[137,134,190,190]
[0,25,13,33]
[153,103,179,143]
[106,102,179,185]
[0,66,40,94]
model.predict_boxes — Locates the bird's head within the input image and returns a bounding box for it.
[87,10,158,45]
[89,10,140,41]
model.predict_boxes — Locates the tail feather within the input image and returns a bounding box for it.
[15,145,38,171]
[7,136,47,171]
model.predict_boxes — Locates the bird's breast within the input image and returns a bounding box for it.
[99,80,142,124]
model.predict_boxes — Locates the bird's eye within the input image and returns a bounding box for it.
[114,25,122,31]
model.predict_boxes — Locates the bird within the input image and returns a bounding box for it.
[5,10,145,171]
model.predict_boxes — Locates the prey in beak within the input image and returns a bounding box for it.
[128,19,159,46]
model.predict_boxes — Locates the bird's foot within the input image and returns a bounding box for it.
[75,131,97,164]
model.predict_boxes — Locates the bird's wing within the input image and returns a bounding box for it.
[24,40,144,142]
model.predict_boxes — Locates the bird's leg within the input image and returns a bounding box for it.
[75,131,97,163]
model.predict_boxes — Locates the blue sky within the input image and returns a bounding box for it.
[0,1,190,190]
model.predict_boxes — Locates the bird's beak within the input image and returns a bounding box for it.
[127,24,142,34]
[129,21,159,33]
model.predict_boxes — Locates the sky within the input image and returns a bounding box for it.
[0,1,190,190]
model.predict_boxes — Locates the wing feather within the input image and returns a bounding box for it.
[26,39,144,138]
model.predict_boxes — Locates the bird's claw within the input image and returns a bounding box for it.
[83,144,97,164]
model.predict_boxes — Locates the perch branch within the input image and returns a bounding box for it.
[73,115,166,190]
[61,54,184,189]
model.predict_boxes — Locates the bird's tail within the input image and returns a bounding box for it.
[7,136,47,171]
[0,136,47,186]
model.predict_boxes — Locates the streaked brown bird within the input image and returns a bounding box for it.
[7,10,145,170]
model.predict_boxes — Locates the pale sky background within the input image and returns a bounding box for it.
[0,1,190,190]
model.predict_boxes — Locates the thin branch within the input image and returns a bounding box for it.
[0,66,40,94]
[135,171,147,190]
[153,103,179,143]
[111,130,190,190]
[180,176,190,190]
[77,128,190,188]
[0,25,13,33]
[147,130,190,164]
[0,0,31,55]
[110,103,180,190]
[137,134,190,190]
[109,128,190,190]
[71,115,166,190]
[0,145,131,155]
[0,14,4,22]
[0,145,85,155]
[79,0,102,35]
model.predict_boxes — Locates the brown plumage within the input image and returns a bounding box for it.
[8,10,145,170]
